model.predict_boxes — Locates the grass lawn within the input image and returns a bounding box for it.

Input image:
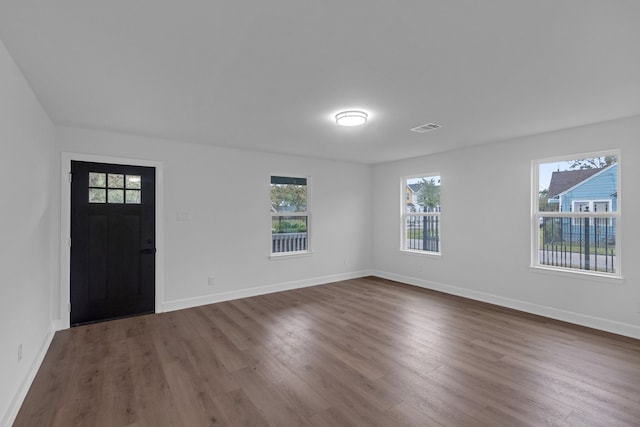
[539,229,615,256]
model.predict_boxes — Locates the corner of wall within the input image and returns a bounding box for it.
[1,324,55,427]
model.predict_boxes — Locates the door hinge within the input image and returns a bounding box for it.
[68,302,72,312]
[68,237,71,248]
[68,172,72,183]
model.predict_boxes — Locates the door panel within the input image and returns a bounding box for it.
[71,161,155,326]
[121,215,142,296]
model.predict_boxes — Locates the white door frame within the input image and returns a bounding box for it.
[59,152,164,329]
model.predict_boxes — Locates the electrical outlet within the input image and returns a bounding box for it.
[18,344,22,363]
[208,277,216,287]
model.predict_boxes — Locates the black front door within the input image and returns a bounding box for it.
[70,161,156,326]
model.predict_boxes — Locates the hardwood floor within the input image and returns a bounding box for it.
[14,277,640,426]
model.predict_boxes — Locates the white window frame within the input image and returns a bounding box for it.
[531,150,621,279]
[401,173,441,256]
[270,175,311,259]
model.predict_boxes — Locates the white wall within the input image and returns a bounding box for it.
[0,40,54,426]
[2,28,639,424]
[54,126,372,318]
[372,115,640,337]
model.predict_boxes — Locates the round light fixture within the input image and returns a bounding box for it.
[335,110,368,127]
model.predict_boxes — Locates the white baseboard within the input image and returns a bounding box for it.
[2,324,55,427]
[52,319,67,332]
[161,270,371,313]
[370,270,640,340]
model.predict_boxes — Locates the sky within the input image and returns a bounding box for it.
[538,161,572,191]
[407,175,440,186]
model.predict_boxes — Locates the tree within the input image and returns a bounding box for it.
[569,156,616,170]
[538,188,551,211]
[417,178,440,211]
[271,184,307,212]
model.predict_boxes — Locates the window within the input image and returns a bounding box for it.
[88,172,141,204]
[533,151,619,276]
[402,174,441,254]
[271,176,309,255]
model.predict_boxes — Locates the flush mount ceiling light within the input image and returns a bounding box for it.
[335,110,368,127]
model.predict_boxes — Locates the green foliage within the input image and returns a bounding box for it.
[406,228,439,239]
[407,229,423,239]
[417,177,440,210]
[272,218,307,233]
[538,188,551,211]
[271,184,307,212]
[569,156,616,170]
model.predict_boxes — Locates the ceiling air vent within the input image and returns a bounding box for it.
[410,123,441,133]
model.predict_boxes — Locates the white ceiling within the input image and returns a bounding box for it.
[1,1,639,164]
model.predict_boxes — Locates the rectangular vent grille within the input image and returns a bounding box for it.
[410,123,441,133]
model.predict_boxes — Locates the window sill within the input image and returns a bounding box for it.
[400,249,441,258]
[269,251,314,261]
[529,265,624,284]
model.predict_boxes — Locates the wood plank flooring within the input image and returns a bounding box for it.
[14,277,640,426]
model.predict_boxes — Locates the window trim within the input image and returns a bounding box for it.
[400,173,442,256]
[269,174,312,259]
[570,199,613,226]
[531,150,621,278]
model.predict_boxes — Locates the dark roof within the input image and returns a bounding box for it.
[547,168,603,198]
[408,183,422,193]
